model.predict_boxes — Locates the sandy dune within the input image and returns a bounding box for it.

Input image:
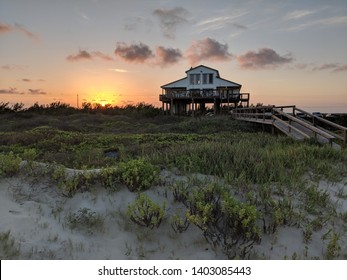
[0,162,346,260]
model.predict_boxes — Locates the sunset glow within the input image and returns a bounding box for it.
[1,0,346,112]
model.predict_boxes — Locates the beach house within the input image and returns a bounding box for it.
[159,65,250,115]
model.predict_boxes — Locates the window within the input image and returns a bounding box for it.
[190,74,194,85]
[203,73,208,84]
[209,73,213,84]
[190,74,201,85]
[195,74,201,85]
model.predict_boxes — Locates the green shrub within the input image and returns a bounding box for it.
[172,181,189,203]
[170,214,190,233]
[22,148,37,162]
[0,231,20,259]
[0,152,21,177]
[100,167,120,190]
[119,158,159,191]
[51,165,95,196]
[65,208,104,234]
[303,185,330,214]
[325,232,341,259]
[127,194,165,229]
[185,183,261,259]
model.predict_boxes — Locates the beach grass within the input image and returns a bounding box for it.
[0,112,346,259]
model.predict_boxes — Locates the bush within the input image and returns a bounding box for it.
[185,183,261,259]
[119,158,159,191]
[127,194,165,229]
[0,152,21,177]
[100,167,120,190]
[65,208,104,234]
[0,231,20,259]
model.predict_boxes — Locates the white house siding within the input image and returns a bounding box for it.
[161,65,241,92]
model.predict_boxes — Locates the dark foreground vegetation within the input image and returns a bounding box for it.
[1,102,347,259]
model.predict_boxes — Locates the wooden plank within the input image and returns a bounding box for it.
[272,115,310,139]
[273,108,335,140]
[273,122,304,140]
[295,107,347,132]
[232,116,273,125]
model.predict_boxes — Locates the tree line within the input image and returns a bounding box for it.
[0,101,161,117]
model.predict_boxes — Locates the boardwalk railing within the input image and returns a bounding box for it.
[231,105,347,145]
[160,91,250,101]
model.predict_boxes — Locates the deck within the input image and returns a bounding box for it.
[231,105,347,148]
[160,91,250,115]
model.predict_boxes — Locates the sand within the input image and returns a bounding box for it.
[0,162,346,260]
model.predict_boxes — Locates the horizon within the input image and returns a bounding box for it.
[1,0,347,113]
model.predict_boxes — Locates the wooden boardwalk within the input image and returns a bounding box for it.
[231,105,347,148]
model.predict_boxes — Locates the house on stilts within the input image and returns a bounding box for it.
[159,65,250,116]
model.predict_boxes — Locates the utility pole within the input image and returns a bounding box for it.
[77,94,79,109]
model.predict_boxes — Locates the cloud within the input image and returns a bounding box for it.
[0,22,39,41]
[295,63,310,70]
[66,50,92,61]
[232,23,248,30]
[114,42,153,63]
[1,64,26,71]
[0,87,24,95]
[334,64,347,72]
[285,10,316,20]
[153,7,190,39]
[0,23,13,33]
[185,38,233,65]
[108,68,128,73]
[0,87,49,95]
[14,23,39,41]
[28,89,47,95]
[124,17,152,32]
[22,78,31,82]
[237,48,293,70]
[155,46,182,66]
[66,49,113,62]
[287,15,347,31]
[312,63,339,71]
[197,13,248,33]
[312,63,347,72]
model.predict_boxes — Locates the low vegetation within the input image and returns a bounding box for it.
[0,231,20,259]
[65,208,105,234]
[1,108,346,259]
[127,194,166,229]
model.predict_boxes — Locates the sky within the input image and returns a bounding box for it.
[1,0,347,112]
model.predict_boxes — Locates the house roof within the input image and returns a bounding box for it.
[161,65,242,89]
[185,65,220,77]
[216,77,242,87]
[161,77,187,88]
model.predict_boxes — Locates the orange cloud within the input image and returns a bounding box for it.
[14,23,39,41]
[0,23,13,33]
[66,49,113,62]
[185,38,233,65]
[0,22,39,41]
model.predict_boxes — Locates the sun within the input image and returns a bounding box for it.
[101,101,106,107]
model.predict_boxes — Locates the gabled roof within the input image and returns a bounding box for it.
[161,65,242,89]
[161,77,187,89]
[216,77,242,87]
[185,65,220,77]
